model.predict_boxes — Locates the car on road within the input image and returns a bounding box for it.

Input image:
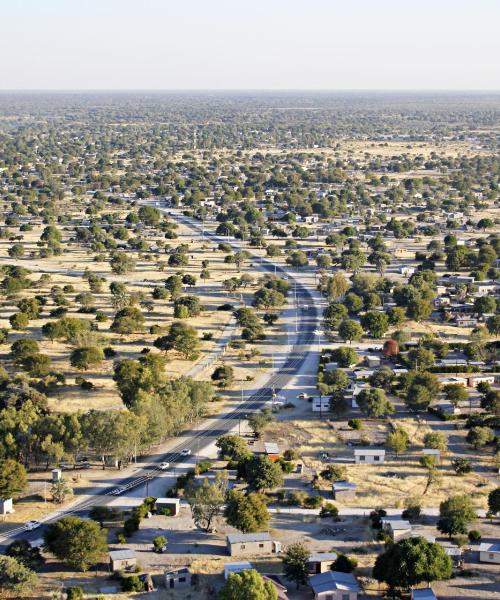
[180,449,191,457]
[296,393,311,400]
[111,487,126,496]
[159,462,170,470]
[24,521,41,531]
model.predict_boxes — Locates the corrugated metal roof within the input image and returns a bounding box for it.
[227,532,272,544]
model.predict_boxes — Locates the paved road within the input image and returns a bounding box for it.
[0,202,321,547]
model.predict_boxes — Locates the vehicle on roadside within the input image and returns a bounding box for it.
[159,462,170,470]
[111,487,126,496]
[24,521,41,531]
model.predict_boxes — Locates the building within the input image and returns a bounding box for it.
[312,396,330,413]
[308,552,338,574]
[309,570,361,600]
[382,518,412,541]
[479,542,500,564]
[422,448,441,463]
[411,588,438,600]
[0,498,14,515]
[109,549,137,572]
[264,442,281,461]
[226,532,281,556]
[467,375,495,388]
[155,497,181,516]
[224,562,252,579]
[365,355,381,368]
[164,567,191,589]
[354,448,385,464]
[52,469,62,483]
[332,481,357,501]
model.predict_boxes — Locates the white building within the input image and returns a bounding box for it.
[479,542,500,564]
[354,448,385,464]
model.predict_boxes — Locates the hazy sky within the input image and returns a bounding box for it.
[2,0,499,90]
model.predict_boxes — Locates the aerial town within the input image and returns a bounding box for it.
[0,90,498,599]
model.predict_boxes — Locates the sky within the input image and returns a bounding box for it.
[1,0,499,90]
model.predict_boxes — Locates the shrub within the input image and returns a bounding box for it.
[319,502,339,519]
[468,530,482,543]
[116,532,127,544]
[65,587,84,600]
[348,418,363,430]
[304,495,323,509]
[120,575,144,592]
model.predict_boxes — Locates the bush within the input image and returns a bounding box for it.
[331,553,357,573]
[468,529,482,543]
[116,532,127,544]
[65,588,84,600]
[194,460,213,475]
[120,574,144,592]
[319,502,339,519]
[348,418,363,430]
[103,346,117,358]
[304,495,323,509]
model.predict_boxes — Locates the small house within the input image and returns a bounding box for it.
[365,355,381,368]
[422,448,441,463]
[109,549,137,572]
[309,570,361,600]
[411,588,437,600]
[308,552,338,574]
[0,498,14,515]
[312,397,330,413]
[224,562,252,579]
[52,469,62,483]
[226,532,281,556]
[155,497,180,516]
[382,518,412,541]
[262,576,289,600]
[354,448,385,464]
[479,542,500,564]
[165,567,191,589]
[467,375,495,388]
[332,481,357,501]
[264,442,280,461]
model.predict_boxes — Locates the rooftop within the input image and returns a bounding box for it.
[412,589,437,600]
[310,571,361,594]
[226,532,272,544]
[109,550,136,560]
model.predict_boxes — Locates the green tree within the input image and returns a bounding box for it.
[225,490,270,533]
[44,516,108,571]
[70,346,104,371]
[110,306,145,334]
[0,459,28,498]
[282,542,311,589]
[0,555,37,595]
[338,319,364,343]
[443,383,468,405]
[5,540,44,570]
[219,569,278,600]
[211,364,234,388]
[9,312,29,331]
[466,426,494,449]
[357,388,394,417]
[360,311,389,338]
[437,495,477,538]
[50,479,74,504]
[487,487,500,515]
[216,435,251,461]
[185,473,227,532]
[373,537,452,591]
[331,346,359,368]
[387,428,410,455]
[423,431,448,452]
[239,454,283,491]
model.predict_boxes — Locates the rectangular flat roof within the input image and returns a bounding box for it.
[227,532,272,544]
[354,448,385,455]
[109,550,136,560]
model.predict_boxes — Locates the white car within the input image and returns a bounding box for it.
[111,487,126,496]
[296,393,311,400]
[24,520,41,531]
[159,462,170,470]
[180,449,191,457]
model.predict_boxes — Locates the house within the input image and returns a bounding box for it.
[365,355,381,368]
[264,442,281,461]
[411,588,438,600]
[468,375,495,388]
[224,562,252,579]
[312,396,330,413]
[479,542,500,564]
[309,570,361,600]
[400,266,416,277]
[155,498,181,516]
[109,550,137,572]
[434,401,460,415]
[226,532,281,557]
[164,567,191,589]
[354,448,385,464]
[437,376,468,388]
[382,518,412,541]
[308,552,338,574]
[332,481,357,501]
[422,448,441,463]
[0,498,14,515]
[262,575,289,600]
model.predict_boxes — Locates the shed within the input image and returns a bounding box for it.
[155,497,180,516]
[109,549,137,572]
[226,532,281,556]
[52,468,62,483]
[264,442,280,461]
[332,480,357,500]
[382,518,412,541]
[224,562,252,579]
[365,355,381,368]
[479,542,500,564]
[354,448,385,464]
[308,552,338,574]
[165,567,191,589]
[309,570,361,600]
[0,498,14,515]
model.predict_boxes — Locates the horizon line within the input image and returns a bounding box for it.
[1,88,500,94]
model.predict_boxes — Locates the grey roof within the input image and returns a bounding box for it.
[227,532,272,544]
[156,497,180,504]
[479,542,500,553]
[308,552,338,563]
[354,448,385,455]
[109,550,136,561]
[382,518,412,530]
[264,442,280,454]
[310,571,361,594]
[412,589,437,600]
[333,480,356,490]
